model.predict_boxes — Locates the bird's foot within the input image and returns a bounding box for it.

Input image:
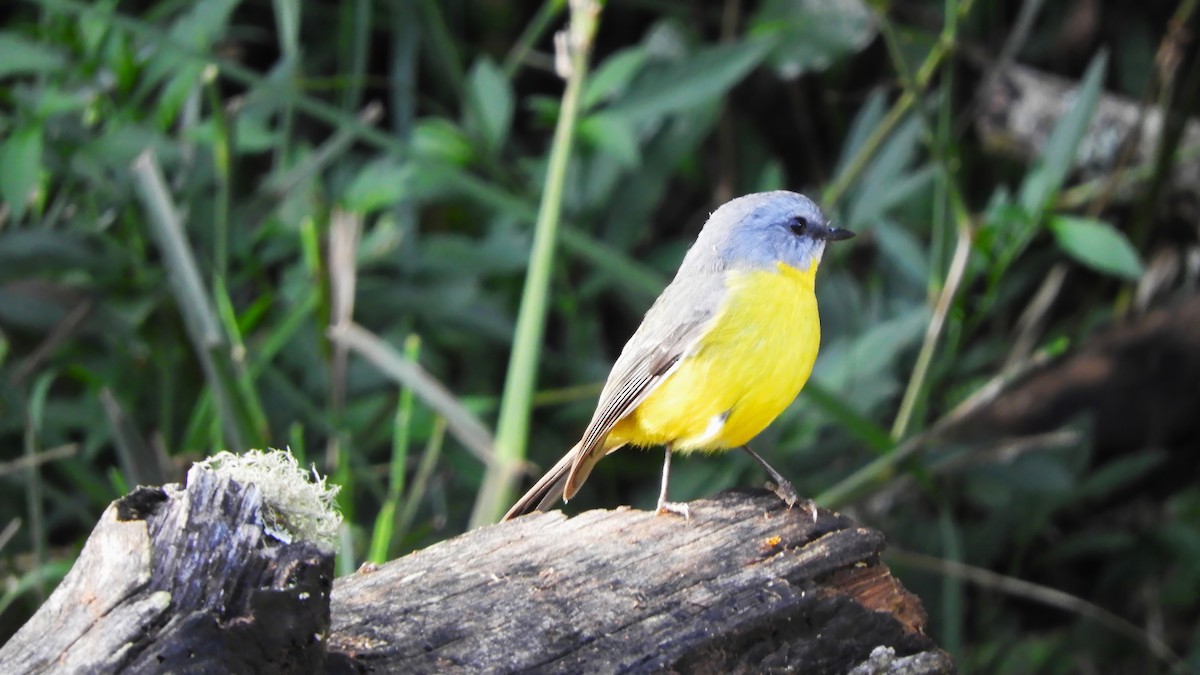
[655,500,691,520]
[766,478,801,508]
[797,498,819,523]
[767,480,818,523]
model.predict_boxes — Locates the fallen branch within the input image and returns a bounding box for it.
[329,489,949,673]
[1,453,952,674]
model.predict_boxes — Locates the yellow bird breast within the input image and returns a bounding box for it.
[609,261,821,453]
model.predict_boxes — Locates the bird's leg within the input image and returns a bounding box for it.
[655,445,690,519]
[740,445,816,520]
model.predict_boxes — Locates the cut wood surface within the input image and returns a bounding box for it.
[329,489,951,674]
[1,458,952,674]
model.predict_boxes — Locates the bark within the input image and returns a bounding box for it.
[328,490,951,674]
[1,460,952,674]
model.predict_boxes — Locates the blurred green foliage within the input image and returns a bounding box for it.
[0,0,1197,671]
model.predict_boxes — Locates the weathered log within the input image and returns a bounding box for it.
[0,464,335,674]
[328,490,951,674]
[1,454,952,674]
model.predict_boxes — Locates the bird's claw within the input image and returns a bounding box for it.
[655,500,691,520]
[767,481,818,523]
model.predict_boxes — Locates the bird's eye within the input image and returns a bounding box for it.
[789,217,808,236]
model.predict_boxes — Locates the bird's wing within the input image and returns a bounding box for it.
[563,272,728,497]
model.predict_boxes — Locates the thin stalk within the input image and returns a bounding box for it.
[203,74,232,285]
[559,225,665,299]
[503,0,567,77]
[395,417,447,545]
[470,0,603,528]
[212,277,271,441]
[100,388,166,487]
[270,0,300,176]
[131,150,262,451]
[887,0,974,441]
[1057,142,1200,209]
[368,335,421,564]
[888,549,1188,673]
[329,322,497,465]
[339,0,371,113]
[418,0,466,97]
[0,519,20,555]
[390,0,420,243]
[289,422,307,466]
[391,335,422,501]
[0,444,76,478]
[819,350,1050,507]
[938,507,965,657]
[272,0,300,61]
[891,220,971,440]
[258,103,384,206]
[822,0,978,209]
[1131,0,1200,250]
[23,374,54,601]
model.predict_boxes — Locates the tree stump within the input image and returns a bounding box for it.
[0,455,953,674]
[0,465,334,674]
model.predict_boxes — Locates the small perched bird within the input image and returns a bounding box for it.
[503,191,853,521]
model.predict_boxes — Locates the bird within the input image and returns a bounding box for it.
[502,191,854,521]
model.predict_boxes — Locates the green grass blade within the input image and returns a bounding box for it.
[470,2,603,528]
[1017,51,1109,221]
[367,335,420,564]
[396,418,447,547]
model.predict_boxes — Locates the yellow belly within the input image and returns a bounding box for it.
[607,261,820,452]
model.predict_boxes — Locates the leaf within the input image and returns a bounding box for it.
[815,306,929,415]
[33,87,91,117]
[1072,449,1167,503]
[0,125,43,221]
[465,57,513,154]
[1048,216,1143,280]
[0,231,95,280]
[754,160,786,192]
[832,87,886,179]
[594,104,720,251]
[873,217,930,289]
[1018,51,1108,220]
[583,47,648,110]
[846,113,924,229]
[578,113,640,167]
[751,0,877,79]
[413,118,474,166]
[422,231,529,276]
[1002,454,1076,493]
[145,0,239,127]
[344,160,414,213]
[144,0,240,86]
[604,39,770,122]
[0,33,66,78]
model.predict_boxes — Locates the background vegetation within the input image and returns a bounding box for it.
[1,0,1198,671]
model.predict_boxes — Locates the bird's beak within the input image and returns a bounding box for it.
[823,226,856,242]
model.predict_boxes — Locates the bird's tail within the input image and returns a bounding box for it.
[501,443,580,521]
[502,441,625,521]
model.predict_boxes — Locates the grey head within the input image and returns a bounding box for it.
[677,191,854,275]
